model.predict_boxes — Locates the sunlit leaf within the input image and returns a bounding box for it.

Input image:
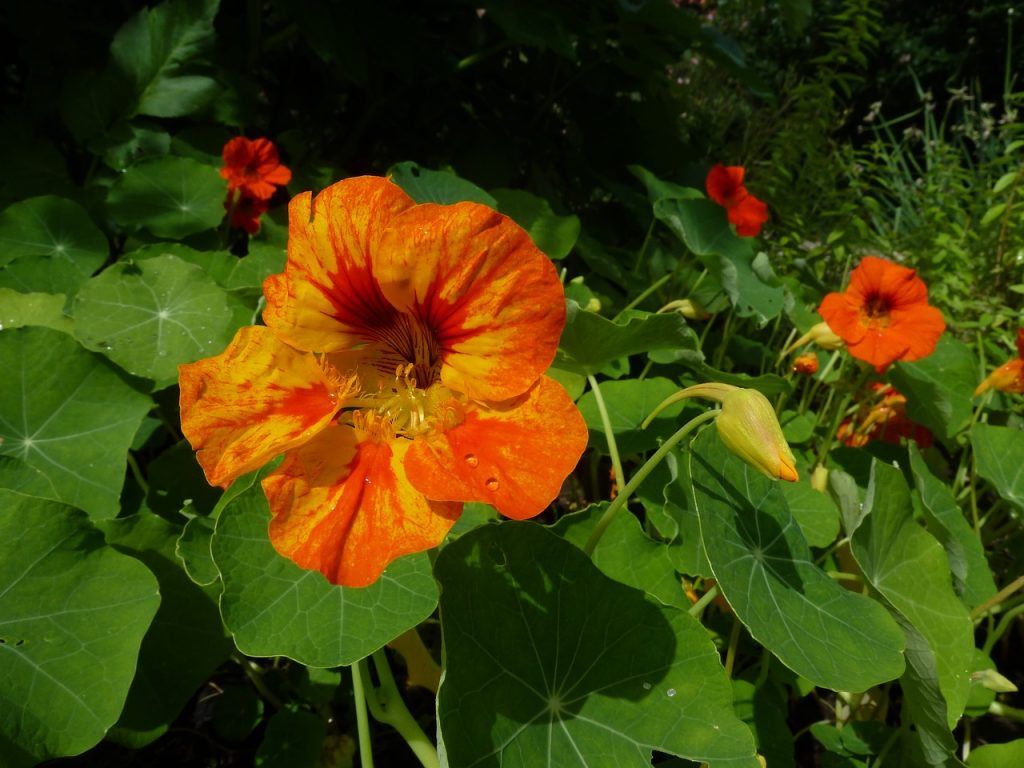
[908,445,996,608]
[73,253,245,385]
[556,301,701,376]
[888,336,976,440]
[389,161,496,206]
[0,327,153,519]
[689,428,906,691]
[0,289,72,333]
[577,377,691,455]
[0,492,159,762]
[436,522,759,768]
[849,462,973,764]
[211,480,439,666]
[971,423,1024,511]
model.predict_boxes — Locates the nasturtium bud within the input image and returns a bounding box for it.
[782,321,844,356]
[716,388,799,482]
[811,464,829,493]
[643,382,798,482]
[660,298,711,320]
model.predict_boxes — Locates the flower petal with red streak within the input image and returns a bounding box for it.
[404,376,588,520]
[376,202,566,401]
[264,425,461,587]
[263,177,415,353]
[179,326,341,487]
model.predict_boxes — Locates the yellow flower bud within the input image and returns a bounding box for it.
[811,464,829,493]
[782,321,845,356]
[643,382,798,482]
[716,388,799,482]
[659,298,711,320]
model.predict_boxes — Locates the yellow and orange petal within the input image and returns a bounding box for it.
[818,256,945,372]
[792,353,819,375]
[263,177,416,354]
[263,424,461,588]
[975,359,1024,396]
[403,376,588,520]
[221,137,292,200]
[375,201,566,401]
[179,326,346,487]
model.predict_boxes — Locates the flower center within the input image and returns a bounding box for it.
[861,294,891,327]
[366,311,443,390]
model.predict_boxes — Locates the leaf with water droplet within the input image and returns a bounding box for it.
[73,254,247,386]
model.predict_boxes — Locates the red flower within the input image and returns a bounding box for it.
[837,383,932,449]
[817,256,945,373]
[974,328,1024,396]
[220,137,292,200]
[224,192,270,235]
[705,164,769,237]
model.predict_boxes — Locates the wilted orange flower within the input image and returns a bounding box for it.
[837,383,932,449]
[974,328,1024,396]
[818,256,945,372]
[224,193,269,235]
[180,177,588,587]
[705,164,769,237]
[792,353,819,375]
[220,137,292,200]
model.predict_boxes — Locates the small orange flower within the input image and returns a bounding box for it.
[837,383,932,449]
[180,177,588,587]
[974,328,1024,396]
[792,353,819,375]
[220,137,292,200]
[817,256,945,372]
[705,164,769,237]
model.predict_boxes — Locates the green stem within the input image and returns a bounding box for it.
[586,375,625,498]
[724,617,742,678]
[687,585,719,617]
[351,662,375,768]
[231,653,285,710]
[983,601,1024,655]
[630,219,657,275]
[613,272,672,321]
[971,573,1024,621]
[988,702,1024,722]
[127,453,150,496]
[361,651,440,768]
[583,410,718,556]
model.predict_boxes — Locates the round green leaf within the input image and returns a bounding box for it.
[689,427,906,691]
[0,492,160,762]
[107,156,226,238]
[73,254,242,384]
[971,423,1024,511]
[0,289,72,334]
[436,522,759,768]
[388,161,497,206]
[211,480,439,666]
[0,327,153,519]
[0,196,108,296]
[491,188,580,260]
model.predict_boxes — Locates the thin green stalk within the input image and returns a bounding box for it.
[614,272,672,320]
[231,653,285,710]
[127,453,149,496]
[983,602,1024,654]
[630,219,657,275]
[361,651,439,768]
[351,661,375,768]
[586,375,625,496]
[971,574,1024,621]
[687,585,719,617]
[723,617,742,678]
[583,410,718,555]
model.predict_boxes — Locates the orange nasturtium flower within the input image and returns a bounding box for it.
[837,383,932,449]
[705,164,769,237]
[975,328,1024,396]
[224,194,269,235]
[817,256,945,373]
[792,353,819,376]
[180,176,589,587]
[220,137,293,200]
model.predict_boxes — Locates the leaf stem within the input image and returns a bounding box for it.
[586,375,625,502]
[687,584,719,617]
[970,573,1024,621]
[126,452,149,496]
[583,410,718,556]
[351,661,375,768]
[613,272,672,320]
[360,651,439,768]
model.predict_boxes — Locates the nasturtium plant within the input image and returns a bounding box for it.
[2,1,1022,765]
